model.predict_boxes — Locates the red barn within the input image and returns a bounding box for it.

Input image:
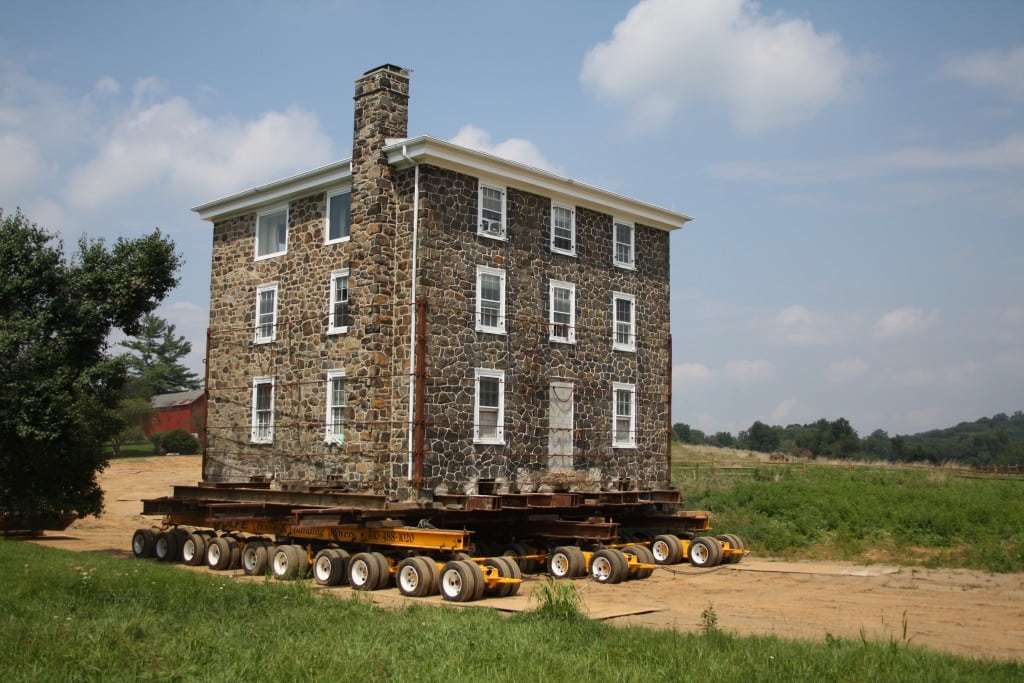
[148,390,206,444]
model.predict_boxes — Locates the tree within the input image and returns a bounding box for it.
[747,420,781,453]
[0,209,180,519]
[672,422,691,443]
[120,313,200,395]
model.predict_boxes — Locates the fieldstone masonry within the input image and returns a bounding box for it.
[203,65,674,501]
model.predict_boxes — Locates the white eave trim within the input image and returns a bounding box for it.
[386,136,691,232]
[192,159,353,222]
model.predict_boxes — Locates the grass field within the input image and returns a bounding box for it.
[672,444,1024,573]
[1,541,1020,682]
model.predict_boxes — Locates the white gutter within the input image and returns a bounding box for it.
[402,145,420,481]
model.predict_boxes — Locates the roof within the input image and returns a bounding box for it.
[151,390,205,409]
[192,136,691,232]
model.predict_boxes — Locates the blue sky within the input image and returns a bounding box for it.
[2,0,1021,437]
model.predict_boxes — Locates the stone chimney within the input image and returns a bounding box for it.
[347,65,411,497]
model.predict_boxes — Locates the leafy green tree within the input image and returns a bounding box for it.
[120,313,200,394]
[0,209,180,518]
[672,422,691,443]
[110,376,155,457]
[747,420,781,453]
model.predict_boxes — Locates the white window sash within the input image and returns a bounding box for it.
[328,269,350,334]
[325,370,346,442]
[326,189,352,244]
[612,292,636,352]
[478,184,506,239]
[475,266,506,334]
[251,377,275,443]
[549,280,575,343]
[612,383,636,448]
[474,369,506,444]
[254,284,278,343]
[614,220,635,268]
[255,206,288,259]
[550,203,575,255]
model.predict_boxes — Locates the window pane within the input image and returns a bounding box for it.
[481,187,502,221]
[257,209,287,257]
[615,298,632,345]
[552,286,571,339]
[333,275,349,328]
[479,377,499,408]
[479,273,501,329]
[552,206,573,251]
[615,222,633,265]
[329,376,345,433]
[257,289,275,340]
[329,192,351,241]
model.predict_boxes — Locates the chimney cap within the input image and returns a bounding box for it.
[362,64,409,77]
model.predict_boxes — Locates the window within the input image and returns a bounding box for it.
[549,280,575,343]
[478,184,506,239]
[255,206,288,259]
[612,382,636,448]
[328,269,350,334]
[475,266,506,334]
[326,190,351,243]
[474,368,505,443]
[551,203,575,255]
[254,284,278,343]
[325,370,346,443]
[614,220,634,268]
[612,292,636,352]
[251,377,275,443]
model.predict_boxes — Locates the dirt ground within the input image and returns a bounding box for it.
[29,455,1024,663]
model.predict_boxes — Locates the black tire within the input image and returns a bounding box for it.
[181,532,208,566]
[207,536,237,571]
[154,530,180,562]
[271,544,307,580]
[688,537,721,568]
[313,548,349,586]
[652,534,683,565]
[480,557,506,597]
[418,557,440,596]
[608,548,629,583]
[348,552,380,591]
[131,528,156,558]
[566,546,587,578]
[590,549,625,584]
[439,560,477,602]
[241,541,269,575]
[621,544,644,578]
[397,557,431,597]
[507,542,539,574]
[722,534,744,563]
[631,544,656,579]
[369,552,391,589]
[547,546,575,579]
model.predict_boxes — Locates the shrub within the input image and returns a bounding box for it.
[153,429,200,455]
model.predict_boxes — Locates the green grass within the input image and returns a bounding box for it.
[110,440,156,458]
[673,448,1024,572]
[0,542,1020,681]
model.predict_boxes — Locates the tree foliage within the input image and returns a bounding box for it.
[120,313,200,395]
[0,209,180,518]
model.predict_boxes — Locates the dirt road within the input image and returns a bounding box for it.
[29,455,1024,662]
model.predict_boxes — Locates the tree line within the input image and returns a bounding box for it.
[673,411,1024,468]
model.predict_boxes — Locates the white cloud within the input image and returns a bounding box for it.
[826,358,869,382]
[892,360,981,388]
[674,362,715,383]
[770,398,803,424]
[939,45,1024,102]
[770,304,848,345]
[65,93,335,209]
[712,134,1024,184]
[1002,306,1024,326]
[580,0,855,132]
[449,125,562,174]
[726,359,773,382]
[873,307,938,341]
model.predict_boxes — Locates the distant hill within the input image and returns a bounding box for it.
[895,411,1024,468]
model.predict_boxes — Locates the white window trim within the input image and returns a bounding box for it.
[474,368,506,444]
[612,382,636,449]
[327,268,350,335]
[250,376,275,444]
[613,219,635,269]
[549,280,576,344]
[325,187,352,245]
[254,283,278,344]
[612,292,636,352]
[325,369,346,444]
[255,204,288,261]
[478,183,507,240]
[550,202,576,256]
[475,265,507,334]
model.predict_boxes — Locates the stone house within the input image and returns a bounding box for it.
[193,65,690,502]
